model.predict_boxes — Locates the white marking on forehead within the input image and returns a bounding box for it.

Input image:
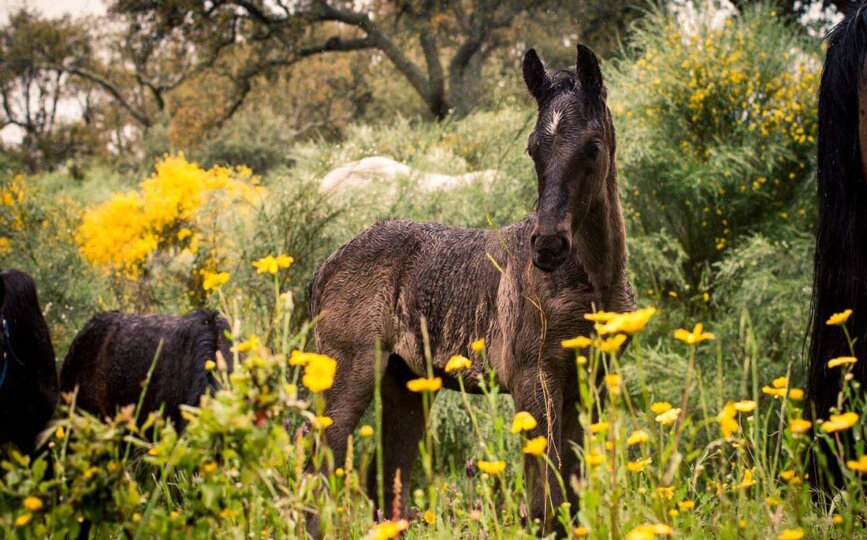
[546,108,563,136]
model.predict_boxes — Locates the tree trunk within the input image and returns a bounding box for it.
[448,48,484,119]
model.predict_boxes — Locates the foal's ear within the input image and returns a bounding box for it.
[576,44,604,97]
[523,49,549,102]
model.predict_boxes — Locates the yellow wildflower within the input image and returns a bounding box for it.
[627,429,650,445]
[789,418,812,435]
[846,455,867,473]
[204,360,216,371]
[598,306,657,335]
[762,386,786,398]
[656,486,675,500]
[778,529,804,540]
[574,526,591,537]
[313,416,333,429]
[833,514,843,525]
[406,377,442,393]
[734,400,756,413]
[586,449,606,466]
[444,355,472,373]
[674,323,715,345]
[677,500,695,511]
[828,356,857,368]
[604,373,622,395]
[523,436,548,456]
[253,255,279,275]
[22,497,42,512]
[772,376,788,388]
[656,408,681,426]
[718,402,740,438]
[780,470,800,484]
[788,388,804,400]
[626,523,674,540]
[335,468,345,478]
[562,335,593,349]
[423,510,435,525]
[55,425,64,440]
[511,411,538,434]
[826,309,852,326]
[737,469,756,489]
[651,402,672,414]
[233,335,259,353]
[275,254,294,269]
[302,354,337,393]
[477,460,506,475]
[822,412,859,433]
[202,462,218,474]
[627,457,652,472]
[599,334,627,353]
[589,421,609,434]
[584,311,617,322]
[470,338,485,353]
[201,270,230,291]
[371,519,409,540]
[359,425,374,438]
[15,513,31,527]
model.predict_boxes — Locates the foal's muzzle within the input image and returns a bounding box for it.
[531,231,570,272]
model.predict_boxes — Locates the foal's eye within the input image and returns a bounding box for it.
[587,140,602,159]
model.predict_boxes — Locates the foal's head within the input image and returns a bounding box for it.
[523,45,615,272]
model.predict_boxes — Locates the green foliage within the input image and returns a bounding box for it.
[611,2,819,289]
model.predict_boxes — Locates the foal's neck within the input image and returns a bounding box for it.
[572,167,629,311]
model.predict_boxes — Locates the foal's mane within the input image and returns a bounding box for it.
[807,5,867,419]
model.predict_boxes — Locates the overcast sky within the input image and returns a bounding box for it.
[0,0,106,22]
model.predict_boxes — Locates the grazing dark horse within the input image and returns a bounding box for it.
[0,269,59,454]
[808,4,867,486]
[310,45,634,531]
[60,310,232,430]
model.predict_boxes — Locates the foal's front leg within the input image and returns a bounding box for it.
[513,372,565,532]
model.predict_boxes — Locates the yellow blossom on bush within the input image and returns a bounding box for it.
[656,486,675,500]
[302,354,337,393]
[826,309,852,326]
[470,338,485,353]
[359,425,374,438]
[627,429,650,445]
[599,334,628,353]
[738,469,756,489]
[14,513,31,527]
[477,460,506,475]
[586,449,606,467]
[822,412,859,433]
[734,400,756,412]
[718,402,740,438]
[828,356,857,369]
[589,421,609,434]
[406,377,442,393]
[674,323,715,345]
[445,355,471,373]
[788,388,804,400]
[511,411,538,434]
[253,255,279,275]
[234,335,259,354]
[523,436,547,456]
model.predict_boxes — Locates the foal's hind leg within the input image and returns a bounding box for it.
[366,353,428,519]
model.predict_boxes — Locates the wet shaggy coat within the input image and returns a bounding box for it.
[60,310,232,429]
[310,45,635,532]
[0,269,59,454]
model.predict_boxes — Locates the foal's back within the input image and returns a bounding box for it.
[60,310,232,428]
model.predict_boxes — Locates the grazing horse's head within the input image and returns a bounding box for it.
[523,45,614,272]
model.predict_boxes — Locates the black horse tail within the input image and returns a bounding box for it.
[808,5,867,442]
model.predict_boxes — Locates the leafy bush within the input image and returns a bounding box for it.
[611,1,819,291]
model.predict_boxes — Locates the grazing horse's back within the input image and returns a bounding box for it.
[60,310,232,429]
[0,269,58,453]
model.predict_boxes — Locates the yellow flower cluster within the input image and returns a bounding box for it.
[77,153,263,279]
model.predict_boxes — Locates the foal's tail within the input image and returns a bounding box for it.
[808,5,867,436]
